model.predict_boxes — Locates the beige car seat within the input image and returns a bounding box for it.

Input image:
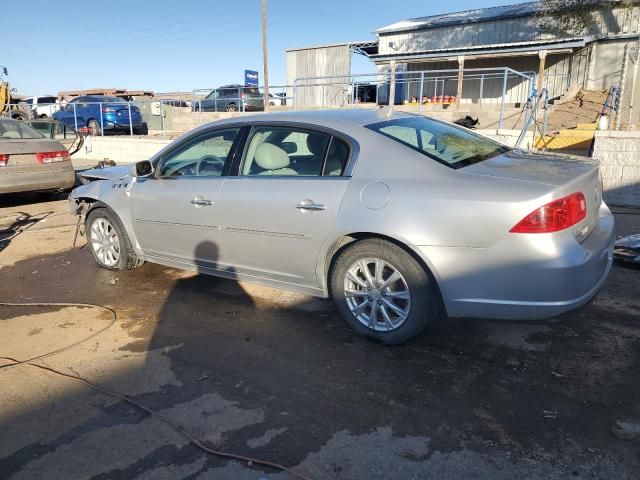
[255,143,297,176]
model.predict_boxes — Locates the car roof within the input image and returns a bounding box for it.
[216,109,415,128]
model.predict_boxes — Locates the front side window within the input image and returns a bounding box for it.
[241,126,330,176]
[158,128,240,178]
[366,116,509,168]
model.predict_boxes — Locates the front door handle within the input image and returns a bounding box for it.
[191,196,213,207]
[296,199,325,211]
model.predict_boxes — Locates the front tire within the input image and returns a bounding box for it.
[330,239,437,345]
[86,208,142,271]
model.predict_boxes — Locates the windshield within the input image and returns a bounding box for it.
[366,116,509,169]
[0,120,45,140]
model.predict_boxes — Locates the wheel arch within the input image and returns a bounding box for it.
[321,232,445,309]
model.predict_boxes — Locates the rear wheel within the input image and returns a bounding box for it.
[87,119,101,136]
[86,208,142,271]
[330,239,437,345]
[226,103,237,112]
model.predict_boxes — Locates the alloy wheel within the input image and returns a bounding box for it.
[90,218,120,267]
[343,258,411,332]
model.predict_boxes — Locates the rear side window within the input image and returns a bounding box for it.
[366,116,509,169]
[242,126,330,176]
[0,120,45,139]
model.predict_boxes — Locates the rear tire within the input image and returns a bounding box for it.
[226,103,237,112]
[86,207,143,271]
[134,122,148,135]
[330,239,437,345]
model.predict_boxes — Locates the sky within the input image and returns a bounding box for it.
[3,0,528,96]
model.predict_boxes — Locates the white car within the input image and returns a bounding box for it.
[21,96,61,118]
[268,94,282,107]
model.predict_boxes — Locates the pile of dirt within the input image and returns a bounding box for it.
[544,89,608,134]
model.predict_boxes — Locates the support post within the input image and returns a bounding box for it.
[537,50,548,92]
[628,41,640,126]
[479,74,484,105]
[616,43,631,130]
[418,71,424,112]
[456,55,465,107]
[388,61,396,111]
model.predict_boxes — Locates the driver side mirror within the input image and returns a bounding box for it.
[132,159,154,177]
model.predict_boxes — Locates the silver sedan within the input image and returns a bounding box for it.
[69,110,614,344]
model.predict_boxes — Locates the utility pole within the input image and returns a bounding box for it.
[262,0,270,113]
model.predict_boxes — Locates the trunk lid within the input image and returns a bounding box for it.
[0,139,67,166]
[462,150,596,187]
[463,150,602,242]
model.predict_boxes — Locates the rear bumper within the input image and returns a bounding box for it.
[0,163,76,194]
[102,117,143,130]
[419,203,615,320]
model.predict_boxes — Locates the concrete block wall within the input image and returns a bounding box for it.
[592,131,640,207]
[72,136,172,167]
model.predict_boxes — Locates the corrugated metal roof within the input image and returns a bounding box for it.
[375,0,619,34]
[370,37,587,61]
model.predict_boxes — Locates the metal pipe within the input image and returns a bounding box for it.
[160,99,165,139]
[99,102,104,136]
[73,103,78,131]
[516,88,547,148]
[128,102,133,136]
[479,74,484,105]
[499,69,508,130]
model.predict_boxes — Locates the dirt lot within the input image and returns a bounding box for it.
[1,194,639,480]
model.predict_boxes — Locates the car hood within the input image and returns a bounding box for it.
[461,149,596,187]
[78,165,131,181]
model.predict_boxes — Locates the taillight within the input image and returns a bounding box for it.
[510,192,587,234]
[102,106,117,113]
[35,151,70,164]
[0,154,8,166]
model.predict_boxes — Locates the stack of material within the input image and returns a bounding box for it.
[544,89,608,134]
[535,89,609,155]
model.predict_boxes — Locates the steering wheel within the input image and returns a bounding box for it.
[196,155,224,175]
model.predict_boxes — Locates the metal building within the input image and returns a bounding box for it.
[286,41,377,106]
[286,1,640,108]
[372,0,640,103]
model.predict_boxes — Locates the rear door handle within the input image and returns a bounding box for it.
[296,199,325,211]
[191,196,213,207]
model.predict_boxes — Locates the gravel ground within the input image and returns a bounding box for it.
[1,193,639,480]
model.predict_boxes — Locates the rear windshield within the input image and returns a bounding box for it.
[91,96,126,103]
[0,120,45,140]
[366,116,509,169]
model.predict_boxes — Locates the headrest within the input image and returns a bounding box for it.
[306,134,327,156]
[254,143,290,170]
[2,130,21,138]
